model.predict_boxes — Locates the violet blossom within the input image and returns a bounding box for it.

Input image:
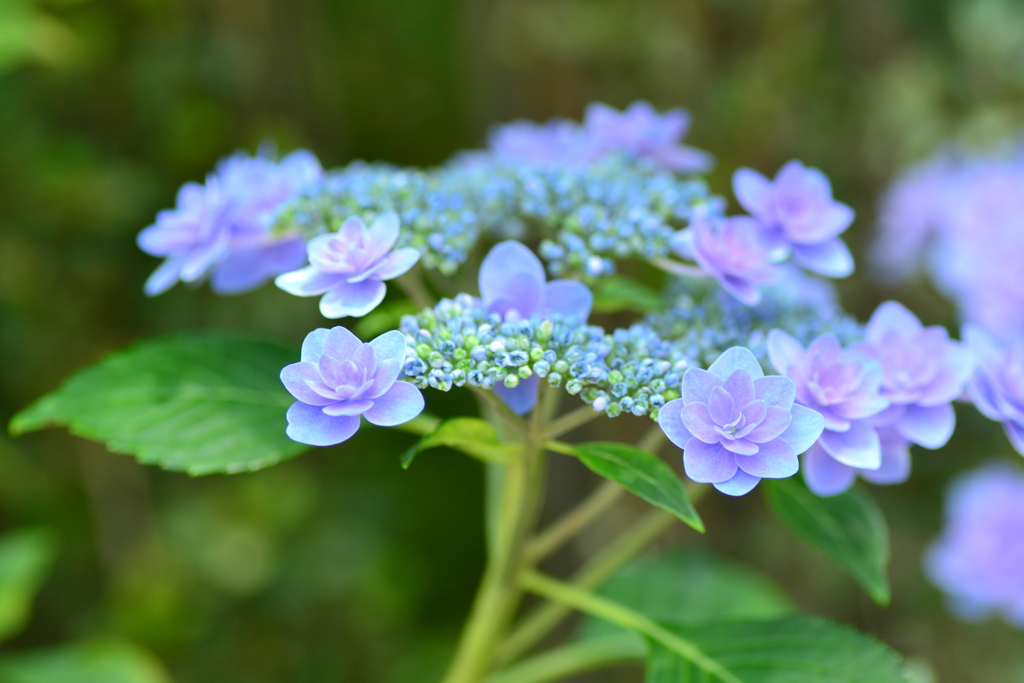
[963,324,1024,455]
[281,327,424,446]
[488,119,594,167]
[275,212,420,318]
[583,101,713,174]
[658,346,824,496]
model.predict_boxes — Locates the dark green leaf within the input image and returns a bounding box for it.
[764,478,891,605]
[0,529,57,643]
[402,417,516,468]
[572,442,703,532]
[592,276,665,314]
[0,638,173,683]
[10,335,309,476]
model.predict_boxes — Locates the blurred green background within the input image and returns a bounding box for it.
[2,0,1024,681]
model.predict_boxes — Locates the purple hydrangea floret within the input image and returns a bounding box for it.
[281,327,424,446]
[275,212,420,318]
[138,149,321,296]
[479,241,593,414]
[964,324,1024,455]
[488,119,593,168]
[658,346,824,496]
[733,160,855,278]
[767,330,891,496]
[583,101,713,174]
[925,463,1024,627]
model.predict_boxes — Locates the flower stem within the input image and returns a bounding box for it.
[396,268,435,309]
[544,404,600,440]
[649,257,711,279]
[523,480,623,566]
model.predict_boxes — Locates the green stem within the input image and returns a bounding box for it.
[396,268,435,309]
[523,480,623,566]
[649,257,711,280]
[543,404,600,440]
[485,634,644,683]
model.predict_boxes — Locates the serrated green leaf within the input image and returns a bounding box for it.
[0,528,57,643]
[0,638,173,683]
[592,276,665,314]
[571,442,703,532]
[10,335,309,476]
[402,417,517,468]
[764,478,891,605]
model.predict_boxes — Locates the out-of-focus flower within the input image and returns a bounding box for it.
[671,215,784,305]
[658,346,824,496]
[964,324,1024,455]
[767,330,890,496]
[275,213,420,319]
[925,463,1024,627]
[488,119,594,167]
[478,241,592,414]
[281,327,424,446]
[138,150,321,295]
[733,160,855,278]
[583,101,713,174]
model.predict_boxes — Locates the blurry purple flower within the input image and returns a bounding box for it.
[964,324,1024,455]
[479,241,592,414]
[281,327,424,446]
[583,101,713,173]
[488,119,594,167]
[801,427,911,496]
[275,212,420,318]
[767,330,891,496]
[138,149,321,296]
[671,215,784,305]
[658,346,824,496]
[925,463,1024,627]
[733,160,855,278]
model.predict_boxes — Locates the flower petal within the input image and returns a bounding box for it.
[285,402,360,446]
[791,239,854,278]
[708,387,735,426]
[487,273,544,318]
[319,280,387,318]
[754,375,795,410]
[682,368,721,404]
[732,167,773,218]
[321,326,363,362]
[722,439,759,456]
[276,266,348,296]
[746,406,792,443]
[724,370,755,408]
[896,403,955,449]
[363,381,425,426]
[366,211,401,263]
[766,329,805,376]
[802,443,857,497]
[365,330,408,398]
[779,404,825,454]
[682,439,737,484]
[144,254,188,296]
[479,241,546,310]
[280,362,334,406]
[860,429,911,485]
[373,247,421,281]
[1004,420,1024,456]
[494,375,540,415]
[714,469,762,496]
[918,349,974,407]
[542,280,593,319]
[819,421,881,469]
[736,438,797,479]
[323,399,374,416]
[708,346,764,381]
[832,393,891,420]
[658,399,694,449]
[865,300,922,345]
[681,402,720,444]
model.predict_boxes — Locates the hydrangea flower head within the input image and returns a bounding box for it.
[925,463,1024,627]
[281,327,424,446]
[658,346,824,496]
[964,324,1024,455]
[138,149,321,296]
[671,215,784,305]
[583,101,713,173]
[275,212,420,318]
[767,330,891,496]
[733,160,855,277]
[488,119,593,168]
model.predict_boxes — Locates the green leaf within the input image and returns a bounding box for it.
[10,335,309,476]
[571,442,703,532]
[0,528,57,643]
[0,638,173,683]
[592,276,665,314]
[764,478,891,605]
[644,616,909,683]
[402,417,517,468]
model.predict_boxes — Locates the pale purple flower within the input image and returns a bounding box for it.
[925,463,1024,627]
[670,215,785,305]
[767,330,891,496]
[658,347,824,496]
[275,212,420,318]
[732,160,855,278]
[138,149,321,296]
[488,119,594,167]
[963,324,1024,455]
[583,101,713,173]
[479,241,593,414]
[281,327,424,446]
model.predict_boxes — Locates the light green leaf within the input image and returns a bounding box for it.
[402,417,517,469]
[10,335,309,476]
[571,442,703,532]
[0,638,173,683]
[0,528,57,643]
[592,276,665,314]
[764,478,891,605]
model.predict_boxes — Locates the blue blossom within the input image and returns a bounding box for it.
[583,101,713,173]
[138,149,321,296]
[658,347,824,496]
[275,212,419,318]
[281,327,424,446]
[733,160,855,277]
[488,118,593,167]
[964,324,1024,455]
[925,463,1024,627]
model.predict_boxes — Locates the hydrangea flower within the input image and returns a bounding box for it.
[732,160,855,278]
[925,463,1024,627]
[479,241,593,414]
[767,330,891,496]
[138,149,321,296]
[658,347,824,496]
[583,101,713,174]
[963,324,1024,455]
[275,212,420,318]
[281,327,424,446]
[670,215,784,305]
[488,119,593,167]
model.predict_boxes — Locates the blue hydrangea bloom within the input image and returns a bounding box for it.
[925,463,1024,627]
[767,330,891,496]
[583,101,712,174]
[281,327,424,446]
[275,212,420,318]
[138,149,322,296]
[733,160,855,278]
[658,347,824,496]
[488,118,594,168]
[478,241,593,414]
[670,214,784,305]
[964,324,1024,455]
